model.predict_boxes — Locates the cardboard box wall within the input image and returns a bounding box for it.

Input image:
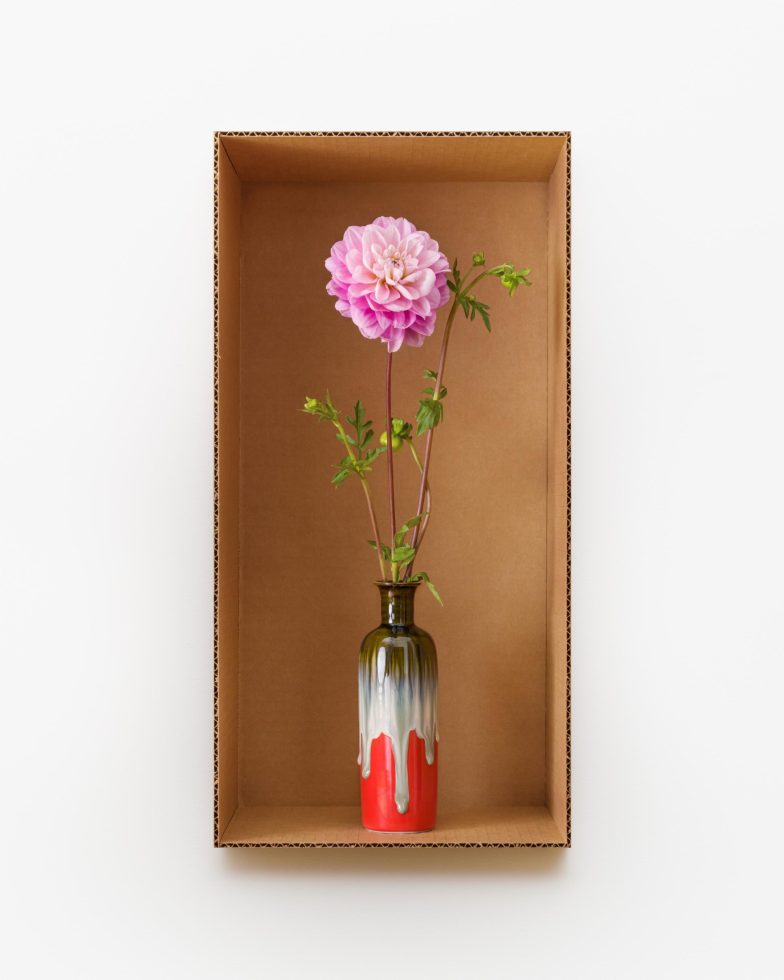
[214,133,570,847]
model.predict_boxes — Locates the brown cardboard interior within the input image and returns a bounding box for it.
[215,134,570,847]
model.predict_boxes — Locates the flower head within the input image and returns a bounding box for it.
[325,216,450,352]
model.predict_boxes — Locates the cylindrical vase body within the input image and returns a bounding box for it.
[358,582,438,832]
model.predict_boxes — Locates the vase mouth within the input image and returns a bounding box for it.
[375,580,420,589]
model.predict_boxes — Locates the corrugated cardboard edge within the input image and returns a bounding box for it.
[213,131,571,848]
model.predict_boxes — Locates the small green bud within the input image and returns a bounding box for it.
[472,251,485,267]
[302,394,338,421]
[380,431,402,452]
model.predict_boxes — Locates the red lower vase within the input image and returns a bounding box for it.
[359,582,438,833]
[361,733,438,832]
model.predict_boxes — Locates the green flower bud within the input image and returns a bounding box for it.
[380,431,402,451]
[304,396,319,412]
[472,251,485,267]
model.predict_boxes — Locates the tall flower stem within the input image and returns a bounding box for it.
[407,267,494,569]
[407,298,460,565]
[385,348,397,580]
[361,479,386,581]
[407,440,431,552]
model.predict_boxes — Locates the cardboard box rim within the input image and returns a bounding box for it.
[213,131,571,848]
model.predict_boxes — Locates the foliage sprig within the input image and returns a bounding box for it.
[446,258,532,334]
[416,368,448,435]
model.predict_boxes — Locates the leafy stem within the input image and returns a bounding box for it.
[385,349,397,580]
[334,417,386,581]
[303,394,386,580]
[407,298,459,567]
[407,255,531,569]
[407,439,431,552]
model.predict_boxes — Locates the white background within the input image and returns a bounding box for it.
[2,1,783,977]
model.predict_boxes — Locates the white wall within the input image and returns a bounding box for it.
[2,2,782,977]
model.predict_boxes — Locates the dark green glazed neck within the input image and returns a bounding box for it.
[377,582,418,626]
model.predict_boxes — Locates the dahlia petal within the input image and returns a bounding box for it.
[418,250,441,268]
[365,226,389,250]
[351,306,384,338]
[426,285,443,306]
[409,313,437,336]
[411,295,430,316]
[384,330,404,352]
[345,248,364,272]
[402,267,436,296]
[403,330,426,348]
[325,258,351,282]
[351,264,376,284]
[386,296,412,312]
[344,226,364,249]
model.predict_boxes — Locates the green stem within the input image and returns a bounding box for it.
[385,349,397,581]
[407,264,497,568]
[459,269,491,296]
[407,295,460,567]
[406,440,431,560]
[334,419,386,580]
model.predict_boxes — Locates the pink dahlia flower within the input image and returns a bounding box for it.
[325,216,450,352]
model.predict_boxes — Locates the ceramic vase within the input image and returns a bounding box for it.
[358,582,438,832]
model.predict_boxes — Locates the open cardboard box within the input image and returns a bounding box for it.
[214,132,571,847]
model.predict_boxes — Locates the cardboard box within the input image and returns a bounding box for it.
[214,132,571,847]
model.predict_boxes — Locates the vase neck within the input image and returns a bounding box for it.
[377,582,418,626]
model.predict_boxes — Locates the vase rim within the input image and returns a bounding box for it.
[375,580,420,589]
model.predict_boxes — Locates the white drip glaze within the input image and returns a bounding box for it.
[358,634,438,814]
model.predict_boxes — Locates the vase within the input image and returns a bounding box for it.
[358,581,438,832]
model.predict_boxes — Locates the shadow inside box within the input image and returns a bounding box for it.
[219,842,567,879]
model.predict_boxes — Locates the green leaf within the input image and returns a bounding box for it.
[302,394,338,422]
[416,397,444,436]
[409,571,444,606]
[423,369,438,380]
[391,545,416,565]
[394,514,425,547]
[488,263,532,296]
[331,468,350,486]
